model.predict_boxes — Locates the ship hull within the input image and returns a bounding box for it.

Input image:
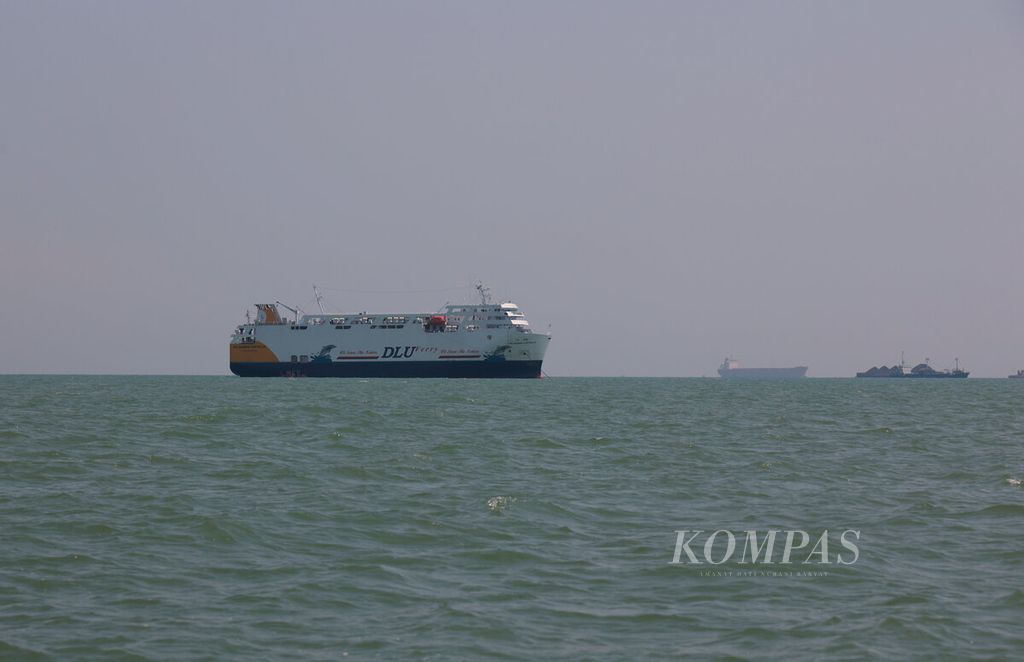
[856,373,969,379]
[230,360,543,379]
[718,367,807,379]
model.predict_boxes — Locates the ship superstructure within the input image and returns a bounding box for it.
[229,286,550,378]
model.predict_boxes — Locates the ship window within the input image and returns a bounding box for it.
[335,325,351,330]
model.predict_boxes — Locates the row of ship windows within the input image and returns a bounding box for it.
[447,307,509,314]
[285,317,404,328]
[290,323,414,330]
[241,325,526,340]
[317,316,411,326]
[283,323,514,332]
[300,313,518,326]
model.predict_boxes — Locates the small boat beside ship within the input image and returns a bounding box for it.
[717,357,808,379]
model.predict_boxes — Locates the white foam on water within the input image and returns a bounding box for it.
[487,496,516,513]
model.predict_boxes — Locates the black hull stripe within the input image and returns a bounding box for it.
[230,361,543,378]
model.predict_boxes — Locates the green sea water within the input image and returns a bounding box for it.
[1,376,1023,660]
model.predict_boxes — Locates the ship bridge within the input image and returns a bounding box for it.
[442,302,533,333]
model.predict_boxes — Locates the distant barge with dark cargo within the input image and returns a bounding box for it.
[856,356,968,379]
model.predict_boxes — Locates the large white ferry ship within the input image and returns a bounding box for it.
[229,285,550,378]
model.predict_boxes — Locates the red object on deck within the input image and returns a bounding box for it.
[428,315,447,326]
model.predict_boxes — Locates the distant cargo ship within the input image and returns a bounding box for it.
[856,355,968,379]
[1010,370,1024,379]
[717,357,808,379]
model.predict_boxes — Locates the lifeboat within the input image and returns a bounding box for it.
[427,315,447,327]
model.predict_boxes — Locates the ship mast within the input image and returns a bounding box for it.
[276,301,301,324]
[476,282,492,305]
[313,284,326,314]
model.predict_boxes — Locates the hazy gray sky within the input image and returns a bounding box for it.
[2,1,1022,376]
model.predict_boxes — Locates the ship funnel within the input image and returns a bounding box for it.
[255,304,282,324]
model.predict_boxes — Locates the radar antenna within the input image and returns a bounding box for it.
[476,282,492,305]
[313,284,326,314]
